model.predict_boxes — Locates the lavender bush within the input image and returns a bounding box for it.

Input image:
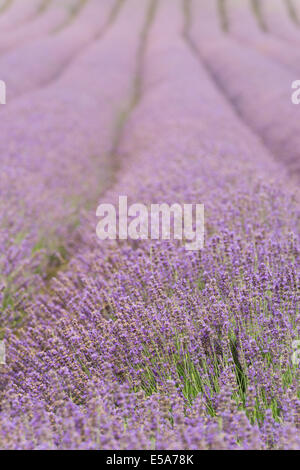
[0,0,299,450]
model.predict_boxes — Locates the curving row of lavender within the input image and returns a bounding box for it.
[0,0,299,450]
[0,0,147,325]
[261,0,300,43]
[189,0,300,180]
[0,0,8,12]
[293,0,300,22]
[225,0,300,73]
[0,0,44,35]
[0,0,122,102]
[0,0,79,54]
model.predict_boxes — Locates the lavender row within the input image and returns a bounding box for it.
[261,0,300,44]
[0,0,43,34]
[292,0,300,22]
[0,0,148,325]
[0,0,120,102]
[0,0,78,54]
[189,0,300,179]
[1,0,298,450]
[226,0,300,73]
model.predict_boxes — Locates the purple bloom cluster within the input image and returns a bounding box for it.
[0,0,299,450]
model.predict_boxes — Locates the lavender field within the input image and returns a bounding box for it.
[0,0,299,450]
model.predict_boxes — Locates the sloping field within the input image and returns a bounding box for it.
[0,0,299,450]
